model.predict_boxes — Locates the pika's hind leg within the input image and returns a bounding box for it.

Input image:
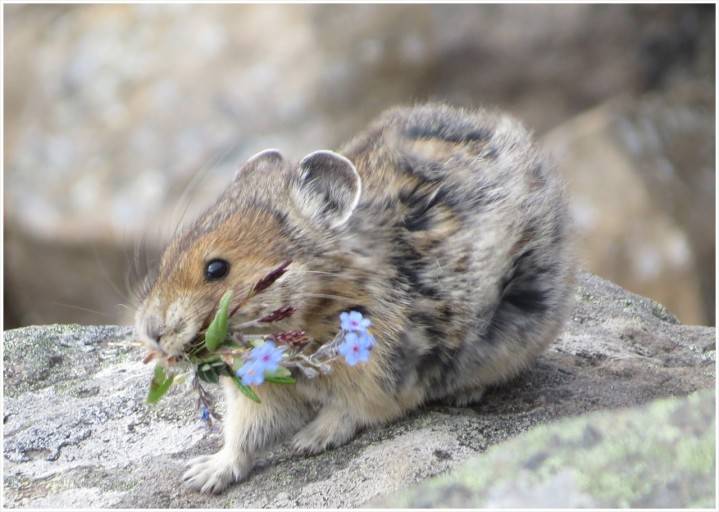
[291,404,360,455]
[444,387,485,407]
[291,388,411,455]
[183,377,311,494]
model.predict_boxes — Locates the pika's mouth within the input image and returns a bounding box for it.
[142,347,181,366]
[142,260,296,366]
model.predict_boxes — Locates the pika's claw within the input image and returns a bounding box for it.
[182,450,252,494]
[184,454,212,469]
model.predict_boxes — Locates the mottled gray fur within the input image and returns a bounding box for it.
[136,103,575,493]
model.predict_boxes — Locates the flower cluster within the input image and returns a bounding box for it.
[234,311,376,387]
[144,261,379,417]
[338,311,376,366]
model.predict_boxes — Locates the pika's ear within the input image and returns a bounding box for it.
[290,150,361,228]
[234,149,283,180]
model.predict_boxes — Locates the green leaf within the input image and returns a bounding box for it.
[264,366,295,384]
[264,374,296,385]
[267,366,292,378]
[196,362,233,385]
[232,375,261,403]
[147,365,175,404]
[204,291,233,352]
[190,355,225,365]
[197,364,220,384]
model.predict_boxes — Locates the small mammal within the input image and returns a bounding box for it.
[135,104,574,493]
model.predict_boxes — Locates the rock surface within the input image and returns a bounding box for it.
[2,272,715,508]
[4,4,714,328]
[380,389,715,508]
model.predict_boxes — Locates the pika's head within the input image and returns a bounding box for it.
[134,149,361,356]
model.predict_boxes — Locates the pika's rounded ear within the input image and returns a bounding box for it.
[290,150,361,228]
[234,149,284,180]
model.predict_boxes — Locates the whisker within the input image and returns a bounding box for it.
[293,292,360,304]
[291,270,345,278]
[108,340,144,348]
[126,227,162,305]
[142,230,154,295]
[49,302,115,319]
[124,242,140,304]
[171,139,245,238]
[91,243,129,302]
[128,232,150,303]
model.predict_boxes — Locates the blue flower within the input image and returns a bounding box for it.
[247,341,284,373]
[200,406,210,422]
[340,311,371,333]
[236,360,265,386]
[235,341,285,386]
[338,331,376,366]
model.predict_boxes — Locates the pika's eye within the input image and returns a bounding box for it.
[205,259,230,281]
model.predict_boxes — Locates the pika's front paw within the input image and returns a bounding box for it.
[182,450,252,494]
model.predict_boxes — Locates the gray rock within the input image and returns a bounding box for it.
[379,389,715,508]
[3,272,715,507]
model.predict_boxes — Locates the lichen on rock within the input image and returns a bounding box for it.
[380,389,715,508]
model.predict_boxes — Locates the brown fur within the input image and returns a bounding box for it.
[135,103,575,493]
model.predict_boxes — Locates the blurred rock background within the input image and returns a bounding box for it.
[4,4,715,328]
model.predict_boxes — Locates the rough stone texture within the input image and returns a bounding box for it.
[4,4,714,328]
[543,81,715,325]
[2,272,715,508]
[379,389,715,508]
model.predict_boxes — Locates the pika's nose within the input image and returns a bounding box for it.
[144,315,165,346]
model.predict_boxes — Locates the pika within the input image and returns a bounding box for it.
[135,104,574,493]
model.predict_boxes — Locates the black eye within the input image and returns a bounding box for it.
[205,259,230,281]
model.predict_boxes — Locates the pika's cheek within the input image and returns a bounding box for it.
[166,300,186,327]
[160,299,204,355]
[159,320,201,355]
[165,300,201,333]
[160,334,186,357]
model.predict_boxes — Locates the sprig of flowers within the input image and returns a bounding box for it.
[143,261,376,422]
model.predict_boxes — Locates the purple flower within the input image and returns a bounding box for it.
[340,311,371,333]
[338,331,375,366]
[235,341,285,386]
